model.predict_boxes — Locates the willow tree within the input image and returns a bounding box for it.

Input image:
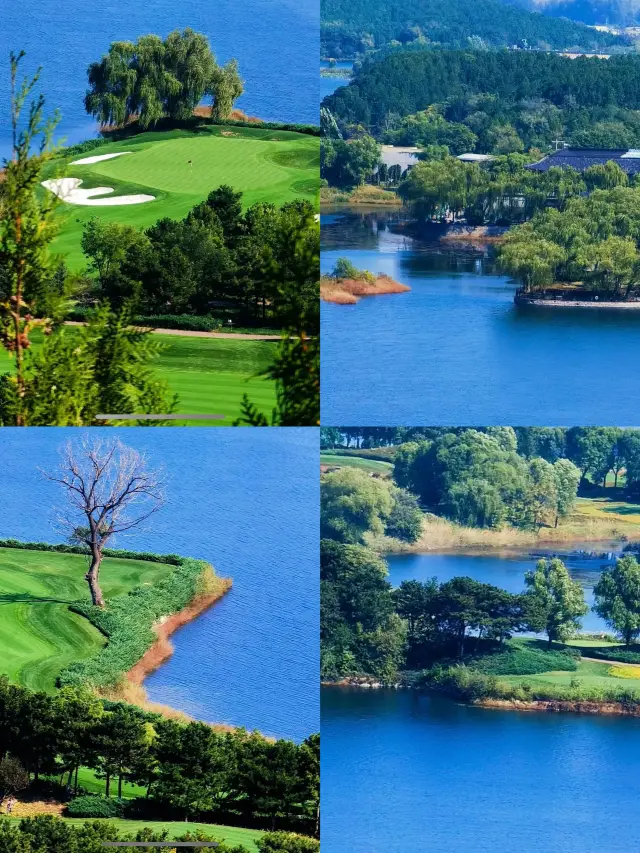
[46,438,165,607]
[85,29,244,129]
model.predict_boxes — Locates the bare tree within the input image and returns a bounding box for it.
[45,437,165,607]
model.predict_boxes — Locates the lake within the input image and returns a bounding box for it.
[320,60,352,101]
[0,427,319,742]
[386,549,620,634]
[321,687,640,853]
[0,0,319,160]
[320,209,640,425]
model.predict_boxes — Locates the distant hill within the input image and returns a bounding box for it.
[321,0,627,56]
[504,0,640,29]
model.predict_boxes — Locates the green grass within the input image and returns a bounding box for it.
[0,330,277,425]
[45,126,320,268]
[3,818,263,851]
[0,548,173,692]
[74,768,145,799]
[320,453,393,474]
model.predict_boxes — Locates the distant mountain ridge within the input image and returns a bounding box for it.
[321,0,627,56]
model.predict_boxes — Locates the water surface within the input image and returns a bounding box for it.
[322,687,640,853]
[1,0,319,160]
[0,428,319,741]
[321,209,640,425]
[386,550,619,634]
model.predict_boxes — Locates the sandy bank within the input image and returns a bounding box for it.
[103,578,234,727]
[321,275,410,304]
[70,151,133,165]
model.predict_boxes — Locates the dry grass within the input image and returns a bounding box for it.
[320,184,401,205]
[321,274,410,304]
[371,497,640,554]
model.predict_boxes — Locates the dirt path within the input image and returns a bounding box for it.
[581,654,640,668]
[64,321,281,340]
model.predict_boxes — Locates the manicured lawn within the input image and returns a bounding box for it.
[3,818,263,851]
[0,548,173,692]
[74,768,145,799]
[320,453,394,474]
[44,126,320,268]
[0,331,277,426]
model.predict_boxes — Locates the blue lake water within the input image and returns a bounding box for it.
[322,547,640,852]
[320,209,640,425]
[386,550,620,634]
[0,427,319,742]
[322,687,640,853]
[0,0,319,160]
[320,60,352,101]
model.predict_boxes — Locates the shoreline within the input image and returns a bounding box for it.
[516,297,640,309]
[321,680,640,718]
[102,579,234,727]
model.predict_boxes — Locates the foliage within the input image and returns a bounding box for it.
[325,50,640,151]
[67,795,126,818]
[0,756,29,800]
[320,0,623,56]
[524,558,588,644]
[469,647,577,675]
[0,680,318,834]
[320,540,406,680]
[499,190,640,296]
[257,832,320,853]
[85,29,243,128]
[608,665,640,679]
[321,135,382,188]
[594,555,640,647]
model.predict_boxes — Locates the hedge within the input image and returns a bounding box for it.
[469,647,578,676]
[67,795,126,818]
[67,309,223,332]
[573,646,640,665]
[0,539,182,564]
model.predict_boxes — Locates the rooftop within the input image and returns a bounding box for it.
[527,148,640,174]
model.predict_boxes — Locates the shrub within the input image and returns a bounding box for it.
[257,832,320,853]
[470,647,578,676]
[67,795,126,818]
[608,665,640,679]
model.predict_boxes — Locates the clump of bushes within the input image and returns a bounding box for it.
[67,795,126,818]
[257,833,320,852]
[331,257,376,283]
[470,647,578,676]
[575,646,640,665]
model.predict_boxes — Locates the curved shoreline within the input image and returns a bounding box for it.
[107,580,234,725]
[516,298,640,309]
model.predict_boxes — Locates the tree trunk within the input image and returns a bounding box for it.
[118,775,122,799]
[106,773,111,798]
[615,470,619,488]
[86,551,105,607]
[74,765,79,794]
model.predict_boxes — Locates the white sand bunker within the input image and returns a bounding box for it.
[70,151,134,165]
[42,177,154,206]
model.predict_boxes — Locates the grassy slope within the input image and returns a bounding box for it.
[0,549,173,692]
[3,818,262,851]
[46,126,320,268]
[496,639,640,692]
[0,330,277,426]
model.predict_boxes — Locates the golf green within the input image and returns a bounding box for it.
[0,330,278,425]
[0,549,174,692]
[46,125,320,268]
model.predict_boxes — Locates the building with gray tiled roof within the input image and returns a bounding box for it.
[527,148,640,175]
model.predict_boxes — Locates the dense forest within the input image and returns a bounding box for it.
[506,0,640,28]
[0,678,318,836]
[320,0,624,56]
[324,50,640,150]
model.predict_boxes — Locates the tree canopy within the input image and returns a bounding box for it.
[85,29,243,128]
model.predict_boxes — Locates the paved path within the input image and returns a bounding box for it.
[64,321,281,340]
